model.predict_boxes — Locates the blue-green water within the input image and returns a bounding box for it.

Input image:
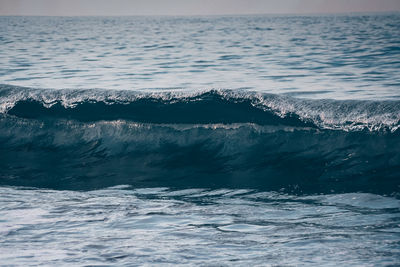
[0,14,400,265]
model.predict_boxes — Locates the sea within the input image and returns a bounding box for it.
[0,13,399,266]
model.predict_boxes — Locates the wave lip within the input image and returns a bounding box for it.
[1,84,399,132]
[6,93,316,128]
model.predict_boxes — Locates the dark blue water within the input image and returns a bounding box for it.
[1,14,400,265]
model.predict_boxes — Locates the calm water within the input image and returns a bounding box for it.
[1,14,400,266]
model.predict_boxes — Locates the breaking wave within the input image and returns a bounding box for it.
[0,84,399,194]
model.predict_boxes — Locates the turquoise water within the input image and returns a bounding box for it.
[0,13,400,265]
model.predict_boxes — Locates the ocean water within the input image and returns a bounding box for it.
[1,14,400,265]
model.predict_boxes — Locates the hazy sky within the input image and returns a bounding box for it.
[1,0,400,16]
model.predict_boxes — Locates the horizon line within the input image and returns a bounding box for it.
[1,10,399,18]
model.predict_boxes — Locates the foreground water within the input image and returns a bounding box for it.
[1,186,399,266]
[1,13,400,265]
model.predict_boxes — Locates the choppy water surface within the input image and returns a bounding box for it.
[1,13,400,266]
[1,14,400,99]
[1,187,399,266]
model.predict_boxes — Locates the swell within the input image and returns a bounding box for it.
[0,116,399,194]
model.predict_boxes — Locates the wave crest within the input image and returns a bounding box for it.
[1,84,399,132]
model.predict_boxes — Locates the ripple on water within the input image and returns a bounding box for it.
[0,187,399,265]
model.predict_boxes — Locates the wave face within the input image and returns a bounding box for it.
[1,85,399,194]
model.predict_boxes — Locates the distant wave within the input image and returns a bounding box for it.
[0,84,399,194]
